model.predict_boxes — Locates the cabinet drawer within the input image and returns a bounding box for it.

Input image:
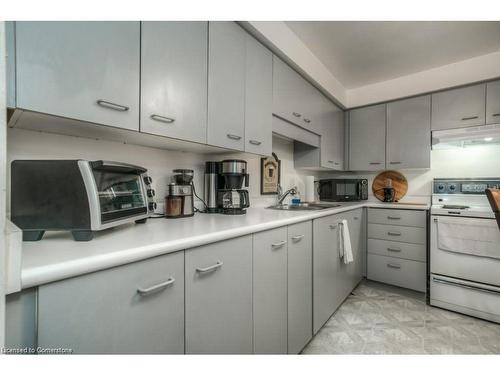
[367,253,425,292]
[368,208,426,227]
[368,223,425,244]
[368,239,426,262]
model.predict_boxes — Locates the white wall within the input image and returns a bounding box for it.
[1,21,7,349]
[6,129,319,212]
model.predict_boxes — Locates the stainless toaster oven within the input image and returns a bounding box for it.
[11,160,156,241]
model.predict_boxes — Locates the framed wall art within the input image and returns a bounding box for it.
[260,152,281,195]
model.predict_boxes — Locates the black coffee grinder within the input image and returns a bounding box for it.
[216,159,250,215]
[383,178,396,202]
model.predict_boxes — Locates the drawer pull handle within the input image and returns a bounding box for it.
[387,231,401,236]
[387,216,401,220]
[96,99,129,112]
[492,113,500,117]
[328,160,334,164]
[196,261,223,274]
[271,240,287,248]
[151,114,175,123]
[291,234,304,242]
[461,115,479,121]
[303,118,311,123]
[227,134,242,141]
[137,277,175,296]
[292,112,301,118]
[389,162,402,165]
[387,263,401,269]
[329,224,338,229]
[369,162,381,165]
[387,247,402,252]
[334,162,340,165]
[249,140,262,146]
[432,277,500,295]
[354,216,359,220]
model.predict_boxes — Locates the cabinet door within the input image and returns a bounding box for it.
[287,221,313,354]
[273,56,304,127]
[344,209,365,289]
[16,21,140,131]
[141,22,208,143]
[38,252,185,354]
[348,104,386,171]
[387,95,431,169]
[207,22,246,151]
[313,213,343,333]
[431,84,486,130]
[486,80,500,124]
[320,98,344,170]
[5,289,37,350]
[185,236,253,354]
[245,34,272,155]
[253,227,288,354]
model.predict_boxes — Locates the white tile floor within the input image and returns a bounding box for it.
[302,280,500,354]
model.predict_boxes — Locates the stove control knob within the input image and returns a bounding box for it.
[147,189,155,198]
[436,183,445,192]
[143,176,153,185]
[448,184,457,192]
[148,202,157,211]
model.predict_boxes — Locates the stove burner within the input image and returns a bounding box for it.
[442,205,469,210]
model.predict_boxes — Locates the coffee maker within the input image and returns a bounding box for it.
[209,160,250,215]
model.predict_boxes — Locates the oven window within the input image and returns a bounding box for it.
[92,171,145,214]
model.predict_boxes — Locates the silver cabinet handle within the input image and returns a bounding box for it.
[387,231,401,236]
[249,140,262,146]
[387,247,402,252]
[151,114,175,123]
[196,261,223,273]
[137,277,175,296]
[334,162,340,166]
[387,263,401,269]
[227,134,242,141]
[329,224,338,229]
[432,277,500,295]
[387,216,401,220]
[292,112,301,118]
[354,216,359,220]
[96,99,129,112]
[303,118,311,123]
[461,116,479,121]
[327,160,334,164]
[390,162,402,165]
[271,240,287,248]
[291,234,304,242]
[492,113,500,117]
[369,162,381,165]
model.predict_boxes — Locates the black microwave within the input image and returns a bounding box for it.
[318,178,368,202]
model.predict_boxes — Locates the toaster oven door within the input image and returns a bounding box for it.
[92,169,148,224]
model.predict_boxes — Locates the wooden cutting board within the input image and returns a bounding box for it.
[372,170,408,202]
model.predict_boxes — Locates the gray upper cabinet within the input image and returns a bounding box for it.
[253,227,288,354]
[6,21,16,108]
[15,21,140,131]
[386,95,431,169]
[348,104,386,171]
[320,98,344,170]
[287,221,313,354]
[185,236,253,354]
[140,22,208,144]
[207,22,246,151]
[38,251,185,354]
[244,33,273,155]
[431,83,486,131]
[486,80,500,124]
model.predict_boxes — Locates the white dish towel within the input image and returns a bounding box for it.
[339,219,354,264]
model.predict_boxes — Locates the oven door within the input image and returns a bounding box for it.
[91,163,148,226]
[430,215,500,287]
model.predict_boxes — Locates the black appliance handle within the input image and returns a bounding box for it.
[242,190,250,208]
[245,173,249,188]
[90,160,147,175]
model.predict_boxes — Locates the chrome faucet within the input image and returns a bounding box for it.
[277,185,299,205]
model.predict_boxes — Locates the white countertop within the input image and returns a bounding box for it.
[18,201,429,291]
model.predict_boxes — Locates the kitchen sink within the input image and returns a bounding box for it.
[266,202,342,211]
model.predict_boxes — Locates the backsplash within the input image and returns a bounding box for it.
[6,128,320,213]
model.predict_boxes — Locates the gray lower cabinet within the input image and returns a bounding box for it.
[313,213,343,333]
[15,21,140,131]
[287,221,313,354]
[5,289,37,351]
[431,83,486,130]
[348,104,386,171]
[344,208,365,289]
[207,21,246,151]
[140,21,208,144]
[253,227,288,354]
[185,236,253,354]
[38,251,185,354]
[244,33,273,156]
[386,95,431,169]
[486,80,500,124]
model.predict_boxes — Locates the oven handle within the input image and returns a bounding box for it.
[432,276,500,295]
[90,160,148,174]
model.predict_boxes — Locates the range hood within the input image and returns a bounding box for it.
[432,123,500,148]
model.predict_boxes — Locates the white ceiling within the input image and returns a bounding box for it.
[286,21,500,89]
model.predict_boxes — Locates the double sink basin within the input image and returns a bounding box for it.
[267,202,342,211]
